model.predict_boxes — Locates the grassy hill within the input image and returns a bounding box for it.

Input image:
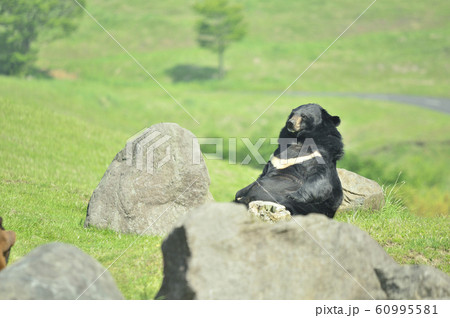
[0,0,449,299]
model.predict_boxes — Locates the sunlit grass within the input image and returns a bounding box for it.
[335,184,449,273]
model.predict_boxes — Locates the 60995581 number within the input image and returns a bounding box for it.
[375,304,438,315]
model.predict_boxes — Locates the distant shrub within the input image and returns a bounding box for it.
[0,0,85,75]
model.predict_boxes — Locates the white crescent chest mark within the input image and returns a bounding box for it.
[270,150,323,169]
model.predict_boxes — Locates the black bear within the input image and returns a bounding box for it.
[235,103,344,218]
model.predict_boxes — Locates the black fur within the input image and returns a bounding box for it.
[235,103,344,218]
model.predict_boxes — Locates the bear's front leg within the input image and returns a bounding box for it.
[235,161,273,203]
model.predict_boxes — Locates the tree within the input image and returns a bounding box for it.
[0,0,85,75]
[193,0,246,79]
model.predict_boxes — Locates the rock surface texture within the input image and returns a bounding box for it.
[337,168,385,212]
[0,243,123,300]
[156,202,450,300]
[85,123,212,236]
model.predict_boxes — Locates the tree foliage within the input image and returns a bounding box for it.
[0,0,85,75]
[193,0,246,79]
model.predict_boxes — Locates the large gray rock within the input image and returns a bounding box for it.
[337,168,385,212]
[85,123,212,236]
[156,202,450,300]
[157,203,382,299]
[0,243,123,300]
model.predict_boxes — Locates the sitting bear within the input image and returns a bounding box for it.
[235,103,344,218]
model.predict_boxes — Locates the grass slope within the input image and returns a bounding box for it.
[37,0,450,95]
[0,0,449,299]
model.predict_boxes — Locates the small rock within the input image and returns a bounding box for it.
[248,200,291,223]
[337,168,385,212]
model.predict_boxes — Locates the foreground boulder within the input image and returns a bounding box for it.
[337,168,385,212]
[156,202,450,300]
[0,243,123,300]
[85,123,212,236]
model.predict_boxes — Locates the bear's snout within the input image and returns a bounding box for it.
[287,115,302,132]
[287,120,294,131]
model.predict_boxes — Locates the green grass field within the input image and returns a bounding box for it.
[0,0,449,299]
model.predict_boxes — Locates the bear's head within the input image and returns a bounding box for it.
[0,217,16,271]
[279,103,344,161]
[285,103,340,135]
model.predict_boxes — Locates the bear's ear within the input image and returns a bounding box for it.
[331,116,340,127]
